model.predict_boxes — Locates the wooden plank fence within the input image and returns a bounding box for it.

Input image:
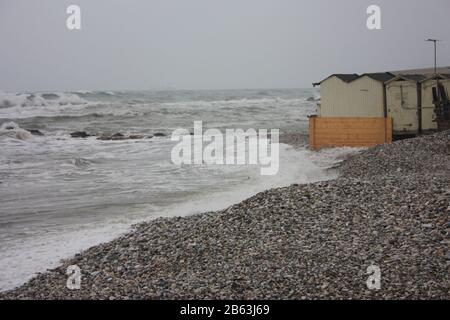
[309,116,392,150]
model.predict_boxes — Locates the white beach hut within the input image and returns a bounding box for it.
[385,74,426,135]
[313,73,394,117]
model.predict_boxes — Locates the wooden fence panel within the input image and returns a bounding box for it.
[309,117,392,150]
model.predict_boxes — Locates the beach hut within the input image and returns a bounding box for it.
[420,74,450,132]
[313,73,393,117]
[310,73,394,149]
[385,74,426,135]
[313,74,359,117]
[309,66,450,149]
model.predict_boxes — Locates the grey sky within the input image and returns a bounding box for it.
[1,0,449,92]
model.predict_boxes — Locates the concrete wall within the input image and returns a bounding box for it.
[309,117,392,150]
[386,80,420,135]
[320,76,385,117]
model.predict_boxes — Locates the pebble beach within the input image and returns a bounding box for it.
[1,131,449,300]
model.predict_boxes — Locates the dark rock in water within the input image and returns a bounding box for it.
[27,129,44,136]
[97,134,109,141]
[307,96,318,102]
[112,133,124,138]
[128,135,144,140]
[70,131,91,138]
[5,126,15,130]
[153,132,167,137]
[111,133,126,140]
[97,133,117,141]
[146,135,154,139]
[98,133,145,141]
[97,133,123,141]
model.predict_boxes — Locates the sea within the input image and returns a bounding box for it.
[0,88,352,291]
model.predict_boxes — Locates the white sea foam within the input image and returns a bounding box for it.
[0,121,21,131]
[0,92,94,119]
[0,92,88,108]
[0,121,34,140]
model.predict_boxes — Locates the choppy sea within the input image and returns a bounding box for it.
[0,88,354,290]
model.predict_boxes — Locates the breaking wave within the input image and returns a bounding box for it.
[0,121,33,140]
[0,92,90,109]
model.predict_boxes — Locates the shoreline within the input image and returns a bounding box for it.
[1,131,449,299]
[0,136,334,292]
[0,133,338,292]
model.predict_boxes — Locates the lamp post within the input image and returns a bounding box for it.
[426,39,441,99]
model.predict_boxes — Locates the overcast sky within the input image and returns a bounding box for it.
[1,0,449,92]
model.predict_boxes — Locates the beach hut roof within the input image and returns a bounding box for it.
[385,74,427,84]
[313,74,359,86]
[360,72,396,83]
[313,67,450,87]
[419,73,450,83]
[390,66,450,76]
